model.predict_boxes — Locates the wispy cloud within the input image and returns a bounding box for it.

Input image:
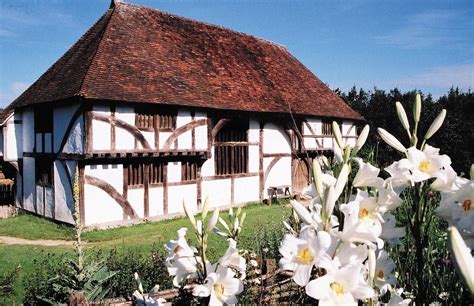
[374,10,473,49]
[0,82,30,107]
[394,63,474,89]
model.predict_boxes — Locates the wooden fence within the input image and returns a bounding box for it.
[0,179,14,206]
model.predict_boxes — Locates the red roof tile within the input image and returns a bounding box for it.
[7,1,363,121]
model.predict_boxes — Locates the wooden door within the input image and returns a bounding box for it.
[292,158,310,194]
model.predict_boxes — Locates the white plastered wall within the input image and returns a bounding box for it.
[202,178,231,208]
[23,157,35,213]
[4,113,23,161]
[22,108,34,153]
[234,176,259,203]
[54,160,75,224]
[128,188,145,219]
[84,164,124,226]
[342,121,357,147]
[92,106,111,151]
[176,110,192,150]
[115,106,135,150]
[302,118,335,150]
[149,186,164,217]
[194,112,208,150]
[168,184,197,214]
[54,103,84,154]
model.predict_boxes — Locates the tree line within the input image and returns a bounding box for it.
[335,87,473,175]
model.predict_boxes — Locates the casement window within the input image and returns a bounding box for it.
[135,110,176,131]
[181,161,197,181]
[34,107,53,133]
[35,158,53,187]
[322,121,332,136]
[127,162,164,186]
[214,120,249,175]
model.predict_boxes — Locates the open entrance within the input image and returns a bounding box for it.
[292,157,310,195]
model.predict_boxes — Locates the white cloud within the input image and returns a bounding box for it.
[0,82,30,107]
[394,63,474,89]
[374,10,472,49]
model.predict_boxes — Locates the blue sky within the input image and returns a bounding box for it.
[0,0,472,107]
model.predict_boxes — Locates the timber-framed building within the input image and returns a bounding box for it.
[0,0,363,227]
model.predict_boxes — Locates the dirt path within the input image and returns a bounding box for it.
[0,236,75,246]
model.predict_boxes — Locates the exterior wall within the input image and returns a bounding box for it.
[3,113,23,161]
[301,118,357,150]
[22,108,34,153]
[54,160,75,224]
[84,164,124,226]
[54,103,84,154]
[23,157,35,213]
[90,105,208,153]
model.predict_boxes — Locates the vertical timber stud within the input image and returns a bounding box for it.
[154,114,159,149]
[144,164,150,218]
[78,162,86,226]
[110,105,116,151]
[207,117,212,151]
[197,161,202,208]
[191,111,196,151]
[85,106,93,154]
[258,121,264,202]
[122,164,128,220]
[163,163,169,215]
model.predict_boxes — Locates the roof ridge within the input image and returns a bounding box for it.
[116,1,288,51]
[5,7,115,111]
[78,6,116,97]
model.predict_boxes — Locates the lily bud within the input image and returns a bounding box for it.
[368,247,376,284]
[183,201,197,230]
[201,197,210,219]
[343,144,351,163]
[414,93,422,123]
[448,226,474,294]
[312,159,324,200]
[332,121,343,149]
[396,101,411,136]
[424,109,446,140]
[207,208,220,231]
[324,185,336,218]
[353,124,369,155]
[470,164,474,181]
[291,200,313,225]
[240,212,247,227]
[377,128,406,153]
[334,164,349,200]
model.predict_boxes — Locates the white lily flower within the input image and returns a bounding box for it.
[192,266,244,306]
[339,192,383,248]
[374,250,397,294]
[377,180,403,212]
[353,159,384,188]
[133,284,166,306]
[279,230,332,286]
[397,145,452,185]
[218,239,246,278]
[447,226,474,294]
[380,213,405,246]
[384,160,412,192]
[333,242,368,268]
[165,228,199,287]
[165,228,197,259]
[306,262,375,305]
[387,287,411,306]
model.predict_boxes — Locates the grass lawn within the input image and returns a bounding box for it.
[0,202,291,303]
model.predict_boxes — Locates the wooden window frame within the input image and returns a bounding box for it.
[35,158,53,187]
[34,107,53,134]
[321,121,332,136]
[127,162,164,187]
[135,109,177,132]
[181,161,197,181]
[214,120,249,176]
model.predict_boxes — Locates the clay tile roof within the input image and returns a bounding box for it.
[7,1,363,121]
